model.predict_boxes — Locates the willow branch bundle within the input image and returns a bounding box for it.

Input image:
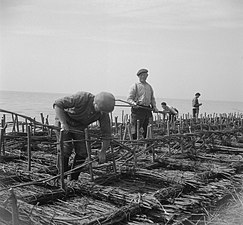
[153,185,184,202]
[155,156,201,171]
[120,167,202,189]
[155,155,237,179]
[0,196,119,225]
[210,144,243,153]
[67,180,178,222]
[87,203,141,225]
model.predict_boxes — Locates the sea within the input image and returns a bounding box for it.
[0,90,243,125]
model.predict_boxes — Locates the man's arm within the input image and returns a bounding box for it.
[150,86,158,112]
[99,139,110,164]
[54,105,69,131]
[192,98,202,107]
[98,113,112,164]
[127,84,137,106]
[169,106,178,115]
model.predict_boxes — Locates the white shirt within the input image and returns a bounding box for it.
[127,82,157,108]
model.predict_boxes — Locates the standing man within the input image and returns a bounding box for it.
[160,102,178,122]
[127,68,158,139]
[192,92,202,118]
[53,91,115,180]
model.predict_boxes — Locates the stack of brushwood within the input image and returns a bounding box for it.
[0,114,243,224]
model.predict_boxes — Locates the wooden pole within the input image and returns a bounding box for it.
[110,144,117,173]
[114,116,118,134]
[11,113,16,132]
[167,120,170,135]
[119,124,123,141]
[121,110,124,125]
[59,129,65,190]
[136,120,140,140]
[110,112,113,127]
[40,113,45,131]
[127,123,132,141]
[9,188,20,225]
[122,124,128,141]
[85,128,94,181]
[0,128,3,156]
[15,115,19,133]
[0,115,6,156]
[27,125,32,171]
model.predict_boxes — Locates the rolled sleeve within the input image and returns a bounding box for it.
[99,113,112,139]
[151,89,157,109]
[53,96,76,109]
[127,84,137,105]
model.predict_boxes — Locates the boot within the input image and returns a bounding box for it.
[63,157,69,178]
[132,133,137,140]
[70,155,85,181]
[63,157,69,172]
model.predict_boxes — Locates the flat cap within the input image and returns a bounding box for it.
[195,92,201,96]
[137,68,148,76]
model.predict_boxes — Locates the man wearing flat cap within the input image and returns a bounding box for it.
[192,92,202,118]
[53,91,115,180]
[127,68,158,139]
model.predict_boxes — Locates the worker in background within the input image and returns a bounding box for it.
[192,92,202,118]
[127,68,158,139]
[160,102,179,122]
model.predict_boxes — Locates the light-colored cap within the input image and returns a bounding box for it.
[94,92,115,112]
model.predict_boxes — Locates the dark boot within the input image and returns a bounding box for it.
[63,157,69,172]
[132,133,137,140]
[63,157,69,178]
[70,155,85,181]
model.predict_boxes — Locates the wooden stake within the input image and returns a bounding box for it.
[85,128,94,181]
[40,113,45,131]
[122,124,128,141]
[167,120,170,135]
[110,111,113,127]
[59,129,65,190]
[15,115,19,133]
[121,110,124,125]
[0,128,3,156]
[136,120,140,140]
[11,114,16,132]
[9,188,19,225]
[119,124,123,141]
[114,116,118,134]
[110,144,117,173]
[27,125,32,171]
[127,123,132,141]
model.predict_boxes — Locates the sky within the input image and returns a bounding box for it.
[0,0,243,102]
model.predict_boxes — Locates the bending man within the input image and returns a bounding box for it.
[161,102,178,122]
[53,91,115,180]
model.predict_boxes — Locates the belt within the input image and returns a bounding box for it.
[138,104,151,108]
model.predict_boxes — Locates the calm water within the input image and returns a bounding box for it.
[0,90,243,124]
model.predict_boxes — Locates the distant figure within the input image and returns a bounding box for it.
[192,92,202,118]
[127,68,158,139]
[160,102,178,122]
[53,91,115,180]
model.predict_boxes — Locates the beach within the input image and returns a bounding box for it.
[0,90,243,224]
[1,90,243,125]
